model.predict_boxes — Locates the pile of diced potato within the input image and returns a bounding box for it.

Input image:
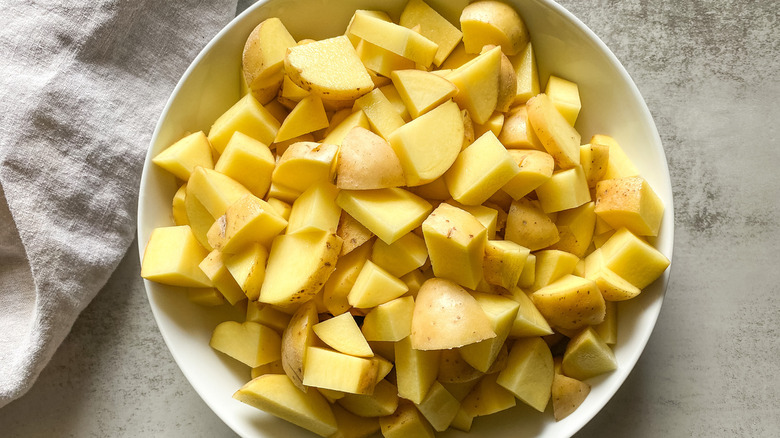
[141,0,670,436]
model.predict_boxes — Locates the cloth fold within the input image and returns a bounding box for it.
[0,0,239,408]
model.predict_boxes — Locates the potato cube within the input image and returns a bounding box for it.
[348,260,409,308]
[399,0,463,66]
[322,243,372,316]
[460,292,520,372]
[445,131,520,205]
[303,347,379,395]
[394,336,441,404]
[322,110,370,146]
[545,75,581,126]
[186,287,225,307]
[352,88,406,140]
[584,248,642,301]
[187,167,252,219]
[422,203,487,289]
[496,337,554,412]
[415,381,460,432]
[551,373,591,421]
[590,134,639,180]
[274,95,329,143]
[271,142,338,195]
[347,12,439,67]
[505,198,560,251]
[505,286,554,338]
[233,374,337,437]
[141,226,211,287]
[246,301,291,334]
[527,93,581,169]
[595,176,664,237]
[207,194,287,253]
[535,165,591,213]
[532,250,580,291]
[391,69,458,118]
[510,42,540,104]
[561,327,617,380]
[482,240,530,290]
[502,149,554,199]
[597,227,670,289]
[171,184,188,226]
[388,99,464,186]
[210,321,281,367]
[356,39,415,78]
[371,232,428,278]
[207,93,280,153]
[531,275,606,330]
[361,296,415,342]
[549,201,597,258]
[580,143,609,188]
[447,46,502,124]
[223,243,268,301]
[461,373,516,417]
[214,132,274,198]
[259,230,342,305]
[499,105,541,150]
[285,35,373,101]
[594,300,618,344]
[242,18,296,89]
[198,250,246,305]
[336,187,432,244]
[338,379,399,418]
[286,182,341,235]
[152,131,214,181]
[380,400,435,438]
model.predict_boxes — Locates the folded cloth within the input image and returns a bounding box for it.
[0,0,238,408]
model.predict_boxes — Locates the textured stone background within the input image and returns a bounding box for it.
[0,0,778,436]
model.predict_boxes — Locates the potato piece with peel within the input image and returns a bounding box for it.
[496,337,554,412]
[272,141,338,194]
[321,242,372,316]
[562,327,618,380]
[399,0,463,67]
[388,99,464,186]
[380,400,435,438]
[259,230,342,306]
[281,301,319,391]
[480,45,517,112]
[552,373,591,421]
[595,176,665,237]
[336,188,432,244]
[206,194,287,253]
[505,198,560,251]
[209,321,281,368]
[531,274,606,330]
[459,292,520,372]
[242,17,296,90]
[336,127,405,190]
[498,105,544,150]
[140,226,211,288]
[274,95,329,142]
[411,278,496,350]
[233,373,338,437]
[591,134,639,180]
[208,93,281,153]
[594,300,618,344]
[444,131,521,205]
[336,212,373,256]
[347,12,439,67]
[460,0,530,55]
[422,203,487,290]
[329,404,381,438]
[447,46,501,124]
[171,184,188,226]
[184,188,215,250]
[580,143,610,188]
[284,35,373,101]
[312,313,373,358]
[337,379,399,418]
[415,381,460,432]
[502,149,554,199]
[527,93,581,169]
[303,347,379,394]
[361,295,415,342]
[390,69,458,118]
[152,131,213,181]
[437,349,484,384]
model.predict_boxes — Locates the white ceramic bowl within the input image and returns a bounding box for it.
[137,0,674,436]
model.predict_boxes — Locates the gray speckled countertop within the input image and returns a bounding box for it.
[1,0,778,436]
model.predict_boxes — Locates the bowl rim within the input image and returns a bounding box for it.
[137,0,675,436]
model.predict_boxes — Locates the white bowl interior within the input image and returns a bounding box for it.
[137,0,674,437]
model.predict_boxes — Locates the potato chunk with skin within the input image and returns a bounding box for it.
[498,105,544,150]
[336,188,432,244]
[336,212,373,256]
[234,374,337,437]
[552,373,591,421]
[422,203,487,289]
[411,278,496,350]
[482,240,530,290]
[591,134,639,180]
[242,18,297,90]
[595,176,665,237]
[580,143,610,188]
[545,75,581,126]
[281,301,319,391]
[531,275,606,330]
[460,0,530,56]
[284,35,373,101]
[336,127,405,190]
[388,100,464,186]
[505,198,560,251]
[258,230,342,306]
[380,400,435,438]
[272,142,338,195]
[207,194,288,253]
[527,93,581,169]
[549,201,597,258]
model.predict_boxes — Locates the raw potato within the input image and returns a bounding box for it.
[242,18,297,89]
[526,93,581,169]
[531,275,606,330]
[312,313,373,357]
[552,372,591,421]
[272,142,338,194]
[336,127,405,190]
[460,0,530,55]
[140,226,211,288]
[152,131,213,181]
[281,301,319,391]
[209,321,281,368]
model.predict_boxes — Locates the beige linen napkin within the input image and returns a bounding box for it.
[0,0,238,407]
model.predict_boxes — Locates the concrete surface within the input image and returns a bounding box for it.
[0,0,778,436]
